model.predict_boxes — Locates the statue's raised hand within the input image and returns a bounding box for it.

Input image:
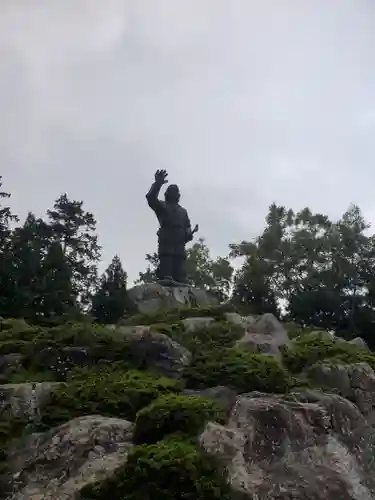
[154,169,168,185]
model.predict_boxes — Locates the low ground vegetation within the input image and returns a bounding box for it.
[1,308,374,498]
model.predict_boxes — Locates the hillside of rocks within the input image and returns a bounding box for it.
[1,305,375,499]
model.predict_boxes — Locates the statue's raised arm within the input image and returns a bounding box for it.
[146,169,168,214]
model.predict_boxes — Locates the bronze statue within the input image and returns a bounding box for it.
[146,169,198,284]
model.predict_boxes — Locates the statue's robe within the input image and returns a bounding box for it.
[146,183,192,283]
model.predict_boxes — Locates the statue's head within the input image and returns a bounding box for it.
[165,184,180,204]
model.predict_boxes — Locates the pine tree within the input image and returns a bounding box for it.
[92,255,131,324]
[38,240,76,317]
[9,213,50,318]
[47,193,101,310]
[0,177,19,317]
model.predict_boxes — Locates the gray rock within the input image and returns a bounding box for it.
[349,337,369,350]
[236,313,290,360]
[224,312,255,329]
[307,363,353,398]
[183,386,237,413]
[0,353,23,382]
[7,415,134,500]
[307,362,375,417]
[181,317,214,333]
[35,346,90,380]
[200,391,375,499]
[117,325,191,378]
[310,330,335,341]
[0,382,62,420]
[126,282,217,314]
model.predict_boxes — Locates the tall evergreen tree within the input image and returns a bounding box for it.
[38,240,76,318]
[231,248,279,316]
[9,213,51,318]
[0,177,19,317]
[92,255,131,324]
[47,194,101,309]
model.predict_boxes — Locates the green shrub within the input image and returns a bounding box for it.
[0,318,40,340]
[166,320,243,355]
[184,347,290,393]
[38,368,182,430]
[284,322,320,340]
[134,394,225,444]
[283,333,375,373]
[79,437,232,500]
[122,304,238,327]
[1,320,163,380]
[0,318,42,357]
[0,320,124,363]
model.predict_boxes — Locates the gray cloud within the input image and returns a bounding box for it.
[1,0,375,282]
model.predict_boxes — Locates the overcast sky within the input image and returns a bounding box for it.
[1,0,375,283]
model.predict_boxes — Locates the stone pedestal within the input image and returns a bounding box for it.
[127,281,217,315]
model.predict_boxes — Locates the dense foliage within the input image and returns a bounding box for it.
[1,310,375,498]
[38,368,181,429]
[79,437,232,500]
[3,175,375,498]
[184,347,291,393]
[134,394,225,444]
[2,176,375,347]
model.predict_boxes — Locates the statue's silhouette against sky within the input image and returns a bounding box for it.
[146,169,198,284]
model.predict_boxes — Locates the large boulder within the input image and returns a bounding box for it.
[236,313,290,360]
[224,312,256,329]
[183,386,237,414]
[6,415,134,500]
[25,326,191,381]
[181,317,214,333]
[0,382,62,420]
[126,282,217,314]
[200,390,375,499]
[0,354,24,383]
[117,325,192,378]
[34,346,91,380]
[307,362,375,419]
[349,337,369,350]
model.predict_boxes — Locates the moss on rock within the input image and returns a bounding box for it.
[184,346,291,393]
[134,394,225,444]
[79,437,232,500]
[283,333,375,374]
[163,320,244,355]
[38,367,182,430]
[121,304,238,327]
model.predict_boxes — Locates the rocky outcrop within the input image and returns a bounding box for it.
[0,354,23,383]
[28,326,191,381]
[126,282,217,314]
[0,382,61,420]
[200,390,375,499]
[6,415,134,500]
[2,310,375,499]
[307,362,375,420]
[183,386,237,414]
[35,346,90,380]
[236,313,290,360]
[117,325,192,378]
[181,317,214,332]
[349,337,369,350]
[224,312,256,328]
[293,330,369,351]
